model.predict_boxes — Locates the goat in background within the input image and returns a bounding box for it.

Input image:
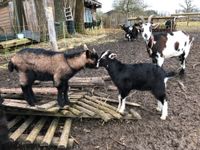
[140,15,194,76]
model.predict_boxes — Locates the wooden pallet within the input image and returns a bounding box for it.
[8,115,73,148]
[1,87,141,122]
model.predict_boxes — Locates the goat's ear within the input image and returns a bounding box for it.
[86,50,91,58]
[109,53,117,59]
[83,44,89,50]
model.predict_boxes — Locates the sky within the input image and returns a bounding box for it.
[98,0,200,14]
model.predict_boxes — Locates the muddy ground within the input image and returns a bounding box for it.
[0,30,200,150]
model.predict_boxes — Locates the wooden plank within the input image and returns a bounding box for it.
[85,95,117,111]
[77,100,112,122]
[25,117,47,144]
[68,107,82,116]
[81,98,122,119]
[7,116,22,129]
[47,106,60,113]
[58,119,72,148]
[0,38,31,49]
[2,99,60,114]
[23,0,38,32]
[41,118,59,146]
[9,117,35,142]
[0,87,57,95]
[18,134,74,147]
[73,104,96,116]
[92,95,141,107]
[37,101,57,110]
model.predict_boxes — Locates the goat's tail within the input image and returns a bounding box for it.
[166,71,176,78]
[8,61,15,72]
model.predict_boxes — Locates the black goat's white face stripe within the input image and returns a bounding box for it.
[96,50,109,67]
[100,50,109,59]
[129,26,133,31]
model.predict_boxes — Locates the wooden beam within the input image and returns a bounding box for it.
[73,104,96,116]
[7,116,22,129]
[25,117,47,144]
[41,118,59,146]
[171,12,200,16]
[0,38,31,49]
[77,100,112,122]
[9,117,35,142]
[58,119,72,149]
[81,98,122,119]
[17,134,74,148]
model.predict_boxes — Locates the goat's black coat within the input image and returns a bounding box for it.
[98,51,175,104]
[120,24,139,41]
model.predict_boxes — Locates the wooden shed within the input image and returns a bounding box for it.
[0,1,16,41]
[0,0,102,42]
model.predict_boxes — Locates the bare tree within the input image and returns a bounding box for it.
[179,0,198,12]
[113,0,147,24]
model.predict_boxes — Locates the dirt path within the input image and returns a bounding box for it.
[0,30,200,150]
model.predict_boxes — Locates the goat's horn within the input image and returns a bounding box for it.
[148,15,154,23]
[92,48,96,53]
[139,16,145,23]
[83,44,89,50]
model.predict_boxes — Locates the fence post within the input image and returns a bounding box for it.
[43,0,58,51]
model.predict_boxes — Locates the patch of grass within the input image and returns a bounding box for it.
[176,21,200,31]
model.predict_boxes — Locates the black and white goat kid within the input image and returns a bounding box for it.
[97,50,176,120]
[120,24,139,41]
[140,15,194,75]
[8,44,98,107]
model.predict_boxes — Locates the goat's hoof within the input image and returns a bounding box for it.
[160,116,167,120]
[118,110,125,115]
[26,104,35,108]
[156,107,162,112]
[179,69,185,77]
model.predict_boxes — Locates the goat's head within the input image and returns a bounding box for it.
[139,15,154,42]
[83,44,99,68]
[96,50,117,68]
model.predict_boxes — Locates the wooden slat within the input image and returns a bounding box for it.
[0,38,31,49]
[77,100,112,122]
[18,134,74,147]
[37,101,57,110]
[25,117,47,144]
[85,95,117,111]
[41,118,59,146]
[58,119,72,148]
[68,107,82,116]
[9,117,35,142]
[73,104,96,116]
[82,98,122,119]
[7,116,22,129]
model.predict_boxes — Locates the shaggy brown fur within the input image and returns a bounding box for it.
[8,44,98,107]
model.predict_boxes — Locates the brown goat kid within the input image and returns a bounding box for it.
[8,44,98,107]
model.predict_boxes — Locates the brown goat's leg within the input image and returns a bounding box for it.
[56,85,66,107]
[28,85,37,103]
[0,94,3,104]
[63,82,70,105]
[21,85,35,106]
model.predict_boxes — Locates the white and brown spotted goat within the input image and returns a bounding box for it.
[140,15,194,75]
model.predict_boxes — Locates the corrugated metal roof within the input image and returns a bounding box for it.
[84,0,102,8]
